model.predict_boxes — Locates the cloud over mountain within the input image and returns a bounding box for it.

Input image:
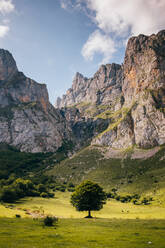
[81,30,116,64]
[61,0,165,64]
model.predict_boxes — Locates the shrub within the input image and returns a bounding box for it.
[47,192,55,198]
[111,188,117,193]
[59,187,66,192]
[43,216,58,226]
[0,186,18,203]
[115,195,121,201]
[133,199,141,205]
[106,192,116,199]
[68,182,75,188]
[37,184,47,193]
[68,188,75,192]
[15,214,21,218]
[40,192,49,198]
[55,185,66,192]
[141,197,153,205]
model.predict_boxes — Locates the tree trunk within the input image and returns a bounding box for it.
[88,210,92,218]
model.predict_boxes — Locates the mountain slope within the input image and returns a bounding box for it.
[47,145,165,202]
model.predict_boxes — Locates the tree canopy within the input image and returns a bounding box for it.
[70,180,107,218]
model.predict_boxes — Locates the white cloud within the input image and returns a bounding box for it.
[0,25,9,37]
[0,0,15,38]
[82,30,116,64]
[60,0,75,10]
[0,0,14,14]
[60,0,84,12]
[61,0,165,64]
[82,0,165,36]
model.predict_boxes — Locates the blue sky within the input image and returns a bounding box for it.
[0,0,164,104]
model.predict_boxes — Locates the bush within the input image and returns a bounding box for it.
[0,176,55,202]
[0,186,18,203]
[115,195,121,201]
[133,199,140,205]
[111,188,117,193]
[106,192,116,199]
[37,184,47,193]
[55,185,66,192]
[47,192,55,198]
[68,182,75,188]
[43,216,58,226]
[141,197,153,205]
[40,192,49,198]
[68,188,75,192]
[16,214,21,218]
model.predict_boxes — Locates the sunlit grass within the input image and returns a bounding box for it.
[1,192,165,219]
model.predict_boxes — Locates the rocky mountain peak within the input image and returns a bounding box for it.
[0,49,18,82]
[0,49,50,112]
[92,30,165,149]
[55,63,123,108]
[123,29,165,104]
[0,49,72,152]
[72,72,88,92]
[55,30,165,150]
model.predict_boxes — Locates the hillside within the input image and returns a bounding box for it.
[47,145,165,205]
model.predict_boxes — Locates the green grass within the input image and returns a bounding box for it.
[0,144,53,178]
[0,217,165,248]
[47,145,165,205]
[1,192,165,247]
[1,191,165,220]
[0,142,71,180]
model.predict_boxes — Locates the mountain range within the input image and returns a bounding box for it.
[0,30,165,156]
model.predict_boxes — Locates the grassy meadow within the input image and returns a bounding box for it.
[1,192,165,219]
[0,145,165,247]
[0,192,165,247]
[1,217,165,248]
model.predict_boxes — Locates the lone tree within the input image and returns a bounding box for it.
[70,180,107,218]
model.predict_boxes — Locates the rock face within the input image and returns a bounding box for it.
[55,63,123,109]
[0,49,70,152]
[0,30,165,153]
[122,30,165,147]
[56,30,165,149]
[0,49,18,82]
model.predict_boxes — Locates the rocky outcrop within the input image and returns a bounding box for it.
[93,30,165,149]
[55,63,123,109]
[61,107,110,149]
[0,49,71,152]
[56,30,165,150]
[123,30,165,104]
[0,49,18,82]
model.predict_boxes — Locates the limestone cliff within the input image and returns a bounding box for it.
[0,49,70,152]
[55,63,123,109]
[1,30,165,153]
[56,30,165,149]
